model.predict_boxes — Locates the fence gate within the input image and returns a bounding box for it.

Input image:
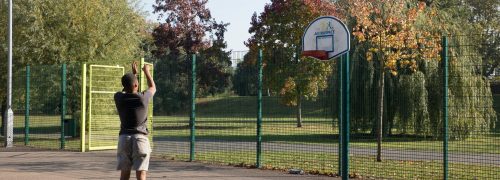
[80,60,153,152]
[85,64,125,151]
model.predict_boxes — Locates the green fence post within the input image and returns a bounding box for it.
[60,64,67,149]
[190,54,197,162]
[24,65,30,145]
[256,49,263,168]
[338,56,343,176]
[81,63,87,152]
[442,36,449,180]
[341,53,350,180]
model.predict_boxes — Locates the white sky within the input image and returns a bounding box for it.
[139,0,271,51]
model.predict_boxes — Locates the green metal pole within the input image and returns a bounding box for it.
[338,56,343,176]
[341,53,350,180]
[256,49,263,168]
[190,54,197,162]
[24,65,30,145]
[442,36,449,180]
[60,64,67,149]
[81,64,87,152]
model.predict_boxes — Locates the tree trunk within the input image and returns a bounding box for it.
[296,93,303,128]
[389,115,394,136]
[383,85,389,138]
[377,69,385,162]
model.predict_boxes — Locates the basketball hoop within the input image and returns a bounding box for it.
[302,50,328,60]
[302,16,350,61]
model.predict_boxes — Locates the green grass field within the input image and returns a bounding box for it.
[5,95,496,153]
[154,116,500,154]
[1,95,498,179]
[0,115,80,150]
[160,151,498,179]
[153,96,500,154]
[194,96,332,118]
[152,95,500,179]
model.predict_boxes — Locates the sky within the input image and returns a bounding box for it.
[140,0,271,51]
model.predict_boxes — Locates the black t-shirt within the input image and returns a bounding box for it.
[114,90,153,135]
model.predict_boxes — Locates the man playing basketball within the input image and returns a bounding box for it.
[114,61,156,180]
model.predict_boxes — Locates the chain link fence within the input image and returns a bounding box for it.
[1,34,498,179]
[150,35,498,179]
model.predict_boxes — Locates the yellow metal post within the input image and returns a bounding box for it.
[88,65,93,150]
[81,64,87,152]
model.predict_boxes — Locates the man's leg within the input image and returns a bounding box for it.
[118,135,133,179]
[120,170,131,180]
[132,134,151,180]
[136,170,146,180]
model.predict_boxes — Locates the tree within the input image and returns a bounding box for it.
[4,0,144,64]
[0,0,146,117]
[197,22,233,97]
[247,0,337,127]
[344,0,440,161]
[341,0,497,162]
[152,0,232,114]
[233,50,259,96]
[153,0,212,55]
[425,0,497,137]
[427,0,499,77]
[467,0,500,77]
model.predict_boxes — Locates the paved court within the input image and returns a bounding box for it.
[0,148,337,180]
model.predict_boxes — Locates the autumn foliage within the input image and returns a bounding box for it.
[152,0,215,55]
[348,0,441,75]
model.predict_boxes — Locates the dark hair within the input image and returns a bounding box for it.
[121,73,137,90]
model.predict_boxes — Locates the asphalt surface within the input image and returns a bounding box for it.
[0,147,338,180]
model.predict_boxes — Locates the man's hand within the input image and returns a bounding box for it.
[142,64,156,95]
[132,61,138,75]
[142,63,150,73]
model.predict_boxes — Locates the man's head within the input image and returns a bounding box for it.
[121,73,138,93]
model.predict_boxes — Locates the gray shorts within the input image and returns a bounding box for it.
[117,134,151,171]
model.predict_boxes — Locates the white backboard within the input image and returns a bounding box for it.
[302,16,350,60]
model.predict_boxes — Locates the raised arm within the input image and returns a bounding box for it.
[132,61,138,75]
[122,61,139,92]
[142,64,156,95]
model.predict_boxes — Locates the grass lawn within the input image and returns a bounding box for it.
[158,151,498,179]
[153,115,500,154]
[150,95,499,179]
[7,95,496,154]
[192,96,333,118]
[0,115,81,151]
[1,95,498,179]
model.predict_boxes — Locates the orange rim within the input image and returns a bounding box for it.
[302,50,328,60]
